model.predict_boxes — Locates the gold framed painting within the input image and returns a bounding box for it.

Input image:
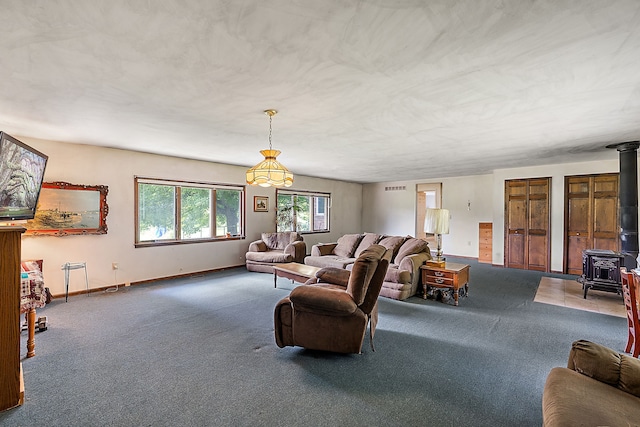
[26,181,109,236]
[254,196,268,212]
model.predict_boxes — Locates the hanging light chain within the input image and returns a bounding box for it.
[268,113,273,150]
[264,109,277,150]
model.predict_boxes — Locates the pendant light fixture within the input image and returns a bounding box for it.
[246,109,294,187]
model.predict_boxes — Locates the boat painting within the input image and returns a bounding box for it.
[25,182,108,236]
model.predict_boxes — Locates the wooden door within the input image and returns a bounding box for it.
[564,174,619,275]
[505,178,550,272]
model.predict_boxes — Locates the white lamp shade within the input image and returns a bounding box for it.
[424,208,450,234]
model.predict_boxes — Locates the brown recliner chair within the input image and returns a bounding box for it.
[274,244,390,354]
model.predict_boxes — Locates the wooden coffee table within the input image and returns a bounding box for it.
[273,262,322,288]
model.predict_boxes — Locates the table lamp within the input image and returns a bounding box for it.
[424,208,450,267]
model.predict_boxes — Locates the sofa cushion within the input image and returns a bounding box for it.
[305,255,356,269]
[334,234,363,258]
[395,237,428,264]
[290,286,358,316]
[568,339,640,399]
[378,235,406,261]
[542,367,640,427]
[261,232,287,250]
[619,354,640,397]
[568,339,621,386]
[245,250,292,263]
[353,233,381,258]
[384,265,411,284]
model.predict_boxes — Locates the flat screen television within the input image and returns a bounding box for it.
[0,132,48,221]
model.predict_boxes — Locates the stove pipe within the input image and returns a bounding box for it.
[607,141,640,269]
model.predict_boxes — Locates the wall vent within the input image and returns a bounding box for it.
[384,186,406,191]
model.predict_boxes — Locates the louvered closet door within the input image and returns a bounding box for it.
[505,178,550,272]
[564,174,619,275]
[527,179,550,271]
[506,180,527,269]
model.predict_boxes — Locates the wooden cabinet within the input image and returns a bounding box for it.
[479,222,492,264]
[0,227,25,411]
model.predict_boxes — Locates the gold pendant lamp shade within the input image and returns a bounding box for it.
[246,110,294,188]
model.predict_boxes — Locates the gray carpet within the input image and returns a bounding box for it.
[1,259,627,426]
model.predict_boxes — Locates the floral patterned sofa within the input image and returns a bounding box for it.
[304,233,431,300]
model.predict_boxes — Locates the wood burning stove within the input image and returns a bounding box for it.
[579,249,625,299]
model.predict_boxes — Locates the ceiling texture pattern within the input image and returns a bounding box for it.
[1,0,639,183]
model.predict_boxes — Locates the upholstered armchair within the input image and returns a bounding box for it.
[274,244,390,354]
[245,232,306,273]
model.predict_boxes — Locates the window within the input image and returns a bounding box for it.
[135,177,244,246]
[276,189,330,233]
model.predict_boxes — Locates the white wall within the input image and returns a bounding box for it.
[13,135,632,295]
[492,159,619,271]
[16,137,362,296]
[362,158,629,272]
[362,174,494,258]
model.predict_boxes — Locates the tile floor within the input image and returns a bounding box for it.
[535,276,626,318]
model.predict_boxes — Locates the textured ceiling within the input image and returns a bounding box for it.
[1,0,639,183]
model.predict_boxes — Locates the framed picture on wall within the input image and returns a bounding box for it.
[254,196,268,212]
[25,181,109,236]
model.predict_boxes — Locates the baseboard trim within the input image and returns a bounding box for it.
[51,264,246,299]
[443,253,503,267]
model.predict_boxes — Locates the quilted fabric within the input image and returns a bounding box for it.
[20,260,46,312]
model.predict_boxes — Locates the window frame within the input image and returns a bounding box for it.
[135,176,245,247]
[276,189,331,234]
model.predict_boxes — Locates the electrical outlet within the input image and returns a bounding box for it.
[112,262,119,270]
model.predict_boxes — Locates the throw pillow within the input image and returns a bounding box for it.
[262,233,284,250]
[569,340,621,386]
[334,234,363,258]
[395,237,429,264]
[378,235,407,262]
[353,233,381,258]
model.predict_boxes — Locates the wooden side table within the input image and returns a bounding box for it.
[421,262,470,306]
